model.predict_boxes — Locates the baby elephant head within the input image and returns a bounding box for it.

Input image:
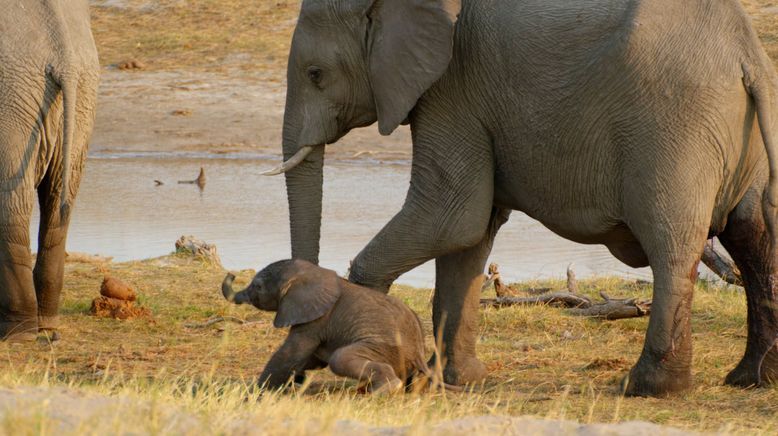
[221,259,342,328]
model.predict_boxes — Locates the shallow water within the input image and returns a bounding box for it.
[31,155,652,287]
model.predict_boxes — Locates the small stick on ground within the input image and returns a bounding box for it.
[184,316,248,329]
[482,263,510,297]
[701,241,742,286]
[566,263,579,294]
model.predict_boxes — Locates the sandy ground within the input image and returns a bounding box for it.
[0,386,696,435]
[93,69,412,162]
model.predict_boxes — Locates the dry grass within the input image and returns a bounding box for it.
[0,254,775,433]
[90,0,300,72]
[90,1,778,72]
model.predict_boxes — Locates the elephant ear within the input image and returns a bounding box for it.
[274,264,342,328]
[366,0,461,135]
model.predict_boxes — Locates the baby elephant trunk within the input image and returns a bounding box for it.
[221,273,250,304]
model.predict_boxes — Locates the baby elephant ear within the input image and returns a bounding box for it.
[274,263,342,328]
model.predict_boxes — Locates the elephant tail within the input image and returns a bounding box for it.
[51,70,78,219]
[743,62,778,246]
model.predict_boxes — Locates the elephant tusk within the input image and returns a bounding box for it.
[262,146,315,176]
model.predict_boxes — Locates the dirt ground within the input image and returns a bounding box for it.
[92,69,412,161]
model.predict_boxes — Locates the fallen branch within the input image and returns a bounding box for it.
[566,291,652,320]
[481,292,592,308]
[480,265,651,319]
[701,242,742,286]
[184,316,252,329]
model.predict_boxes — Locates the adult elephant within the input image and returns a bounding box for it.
[268,0,778,396]
[0,1,99,340]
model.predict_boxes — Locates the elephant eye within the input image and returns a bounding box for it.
[307,66,323,86]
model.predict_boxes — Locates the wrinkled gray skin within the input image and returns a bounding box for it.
[276,0,778,396]
[222,260,429,394]
[0,1,99,340]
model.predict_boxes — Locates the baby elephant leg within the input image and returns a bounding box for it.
[294,355,328,385]
[329,344,403,395]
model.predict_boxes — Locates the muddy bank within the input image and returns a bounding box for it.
[93,70,411,162]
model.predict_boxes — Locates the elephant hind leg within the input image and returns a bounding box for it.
[622,185,713,396]
[33,153,82,332]
[329,344,404,395]
[0,131,38,341]
[719,187,778,387]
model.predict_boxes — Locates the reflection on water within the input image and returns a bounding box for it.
[32,156,651,287]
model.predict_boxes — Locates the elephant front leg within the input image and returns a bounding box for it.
[431,208,510,386]
[348,116,496,291]
[258,331,321,391]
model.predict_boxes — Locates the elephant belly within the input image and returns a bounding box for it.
[493,166,624,246]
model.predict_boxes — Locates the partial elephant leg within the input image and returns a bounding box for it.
[329,343,404,394]
[293,354,328,384]
[257,332,321,390]
[719,187,778,387]
[623,200,712,396]
[0,217,37,341]
[431,207,510,385]
[348,112,494,291]
[0,117,39,340]
[33,151,83,332]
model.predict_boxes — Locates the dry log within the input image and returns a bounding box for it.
[701,242,742,286]
[174,235,222,266]
[480,264,651,319]
[481,292,592,308]
[566,291,651,320]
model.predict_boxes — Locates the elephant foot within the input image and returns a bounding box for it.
[622,359,692,397]
[36,329,61,344]
[442,356,488,386]
[725,341,778,388]
[0,319,38,343]
[369,377,404,396]
[37,315,59,332]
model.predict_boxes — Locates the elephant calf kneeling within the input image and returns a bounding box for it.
[221,259,435,394]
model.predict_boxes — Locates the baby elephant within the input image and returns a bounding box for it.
[222,259,435,394]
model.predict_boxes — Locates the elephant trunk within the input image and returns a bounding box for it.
[221,273,250,305]
[282,106,324,264]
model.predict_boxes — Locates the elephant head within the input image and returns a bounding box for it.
[221,259,342,327]
[269,0,461,264]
